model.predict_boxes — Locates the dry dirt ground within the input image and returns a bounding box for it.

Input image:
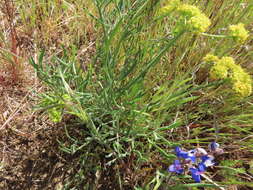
[0,67,81,190]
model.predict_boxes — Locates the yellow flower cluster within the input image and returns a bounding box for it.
[160,0,180,14]
[177,4,202,18]
[187,14,211,33]
[160,1,211,33]
[203,54,252,97]
[228,23,249,43]
[202,54,219,63]
[230,64,252,97]
[209,57,237,80]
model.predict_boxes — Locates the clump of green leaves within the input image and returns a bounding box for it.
[30,0,196,188]
[30,0,253,189]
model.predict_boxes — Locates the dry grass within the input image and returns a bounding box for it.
[0,0,96,189]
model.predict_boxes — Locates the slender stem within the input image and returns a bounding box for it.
[202,33,227,38]
[201,174,225,190]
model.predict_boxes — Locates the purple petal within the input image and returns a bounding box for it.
[209,142,219,151]
[168,160,184,174]
[190,167,198,174]
[176,168,184,174]
[198,163,206,172]
[190,168,201,183]
[177,151,189,159]
[168,164,176,172]
[188,149,197,154]
[186,150,197,162]
[174,159,181,165]
[175,146,181,153]
[185,155,196,163]
[201,155,214,162]
[175,146,188,158]
[201,155,215,167]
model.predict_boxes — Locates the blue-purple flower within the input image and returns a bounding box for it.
[175,146,196,162]
[168,143,223,183]
[209,142,224,154]
[190,165,205,183]
[200,155,215,167]
[186,149,197,163]
[209,142,219,151]
[175,146,188,158]
[168,160,184,174]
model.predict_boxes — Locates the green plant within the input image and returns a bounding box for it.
[30,0,253,189]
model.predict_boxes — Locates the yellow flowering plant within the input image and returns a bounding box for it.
[202,54,219,63]
[228,23,249,43]
[177,4,202,18]
[159,0,180,15]
[187,13,211,33]
[203,54,252,97]
[160,1,211,34]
